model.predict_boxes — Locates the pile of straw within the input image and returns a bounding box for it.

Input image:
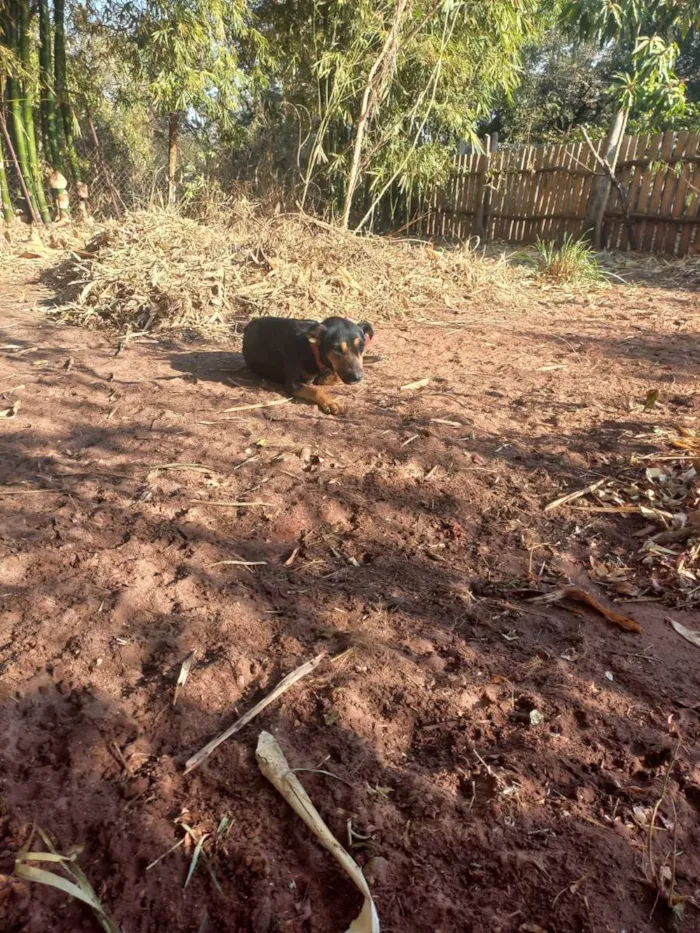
[49,203,526,333]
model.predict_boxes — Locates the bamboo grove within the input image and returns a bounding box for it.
[0,0,83,225]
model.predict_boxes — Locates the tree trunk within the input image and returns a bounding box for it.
[168,111,179,206]
[0,110,41,225]
[340,0,410,229]
[4,2,38,219]
[0,133,14,224]
[38,0,61,170]
[54,0,81,183]
[586,107,628,249]
[18,0,51,223]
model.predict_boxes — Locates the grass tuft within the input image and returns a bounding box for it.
[534,233,606,286]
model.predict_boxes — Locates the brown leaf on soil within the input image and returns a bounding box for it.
[535,586,642,633]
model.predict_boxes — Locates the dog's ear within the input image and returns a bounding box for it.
[359,321,374,343]
[301,322,326,344]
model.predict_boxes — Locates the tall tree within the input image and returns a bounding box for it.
[0,133,12,223]
[123,0,261,205]
[38,0,61,169]
[18,0,51,222]
[4,1,36,216]
[54,0,81,183]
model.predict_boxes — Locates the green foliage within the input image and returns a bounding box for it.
[562,0,699,117]
[115,0,264,123]
[534,233,606,285]
[252,0,540,220]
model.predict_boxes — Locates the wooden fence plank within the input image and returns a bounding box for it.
[523,144,544,243]
[491,148,508,241]
[617,134,641,250]
[642,131,675,251]
[626,133,650,249]
[514,145,531,241]
[538,142,559,240]
[660,129,689,254]
[678,132,700,256]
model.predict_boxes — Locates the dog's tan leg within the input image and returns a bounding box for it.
[292,383,343,415]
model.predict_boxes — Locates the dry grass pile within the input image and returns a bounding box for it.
[48,203,527,333]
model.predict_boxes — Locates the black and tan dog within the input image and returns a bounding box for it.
[242,316,374,415]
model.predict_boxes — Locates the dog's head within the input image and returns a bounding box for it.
[307,317,374,384]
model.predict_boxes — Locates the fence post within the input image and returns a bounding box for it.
[585,109,628,249]
[476,132,497,241]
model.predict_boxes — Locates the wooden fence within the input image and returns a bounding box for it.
[415,129,700,256]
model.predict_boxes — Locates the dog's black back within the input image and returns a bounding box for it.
[242,317,319,385]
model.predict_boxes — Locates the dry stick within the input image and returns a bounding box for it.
[581,126,635,249]
[544,478,605,513]
[184,652,327,773]
[0,112,41,226]
[220,398,292,414]
[340,0,410,228]
[208,559,267,567]
[190,500,273,508]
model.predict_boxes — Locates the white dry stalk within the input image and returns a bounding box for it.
[256,731,380,933]
[184,652,327,773]
[221,398,292,414]
[173,651,197,706]
[190,500,273,508]
[544,478,605,513]
[399,378,430,391]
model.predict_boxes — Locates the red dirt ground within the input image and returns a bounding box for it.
[1,260,699,933]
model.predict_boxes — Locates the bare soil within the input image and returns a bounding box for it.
[1,261,699,933]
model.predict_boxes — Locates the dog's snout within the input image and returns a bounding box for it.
[344,370,364,384]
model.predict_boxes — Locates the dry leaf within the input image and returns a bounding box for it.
[0,400,21,419]
[644,389,659,411]
[256,732,379,933]
[668,617,700,649]
[534,586,642,633]
[399,378,430,391]
[173,651,197,706]
[324,709,340,726]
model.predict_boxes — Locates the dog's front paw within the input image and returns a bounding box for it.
[319,397,343,415]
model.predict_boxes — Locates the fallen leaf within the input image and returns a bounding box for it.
[18,250,43,260]
[256,732,379,933]
[605,671,614,681]
[614,581,639,598]
[173,651,197,706]
[283,545,301,567]
[644,389,659,411]
[668,617,700,649]
[534,586,642,633]
[323,709,340,726]
[365,785,394,798]
[0,400,21,419]
[399,378,430,391]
